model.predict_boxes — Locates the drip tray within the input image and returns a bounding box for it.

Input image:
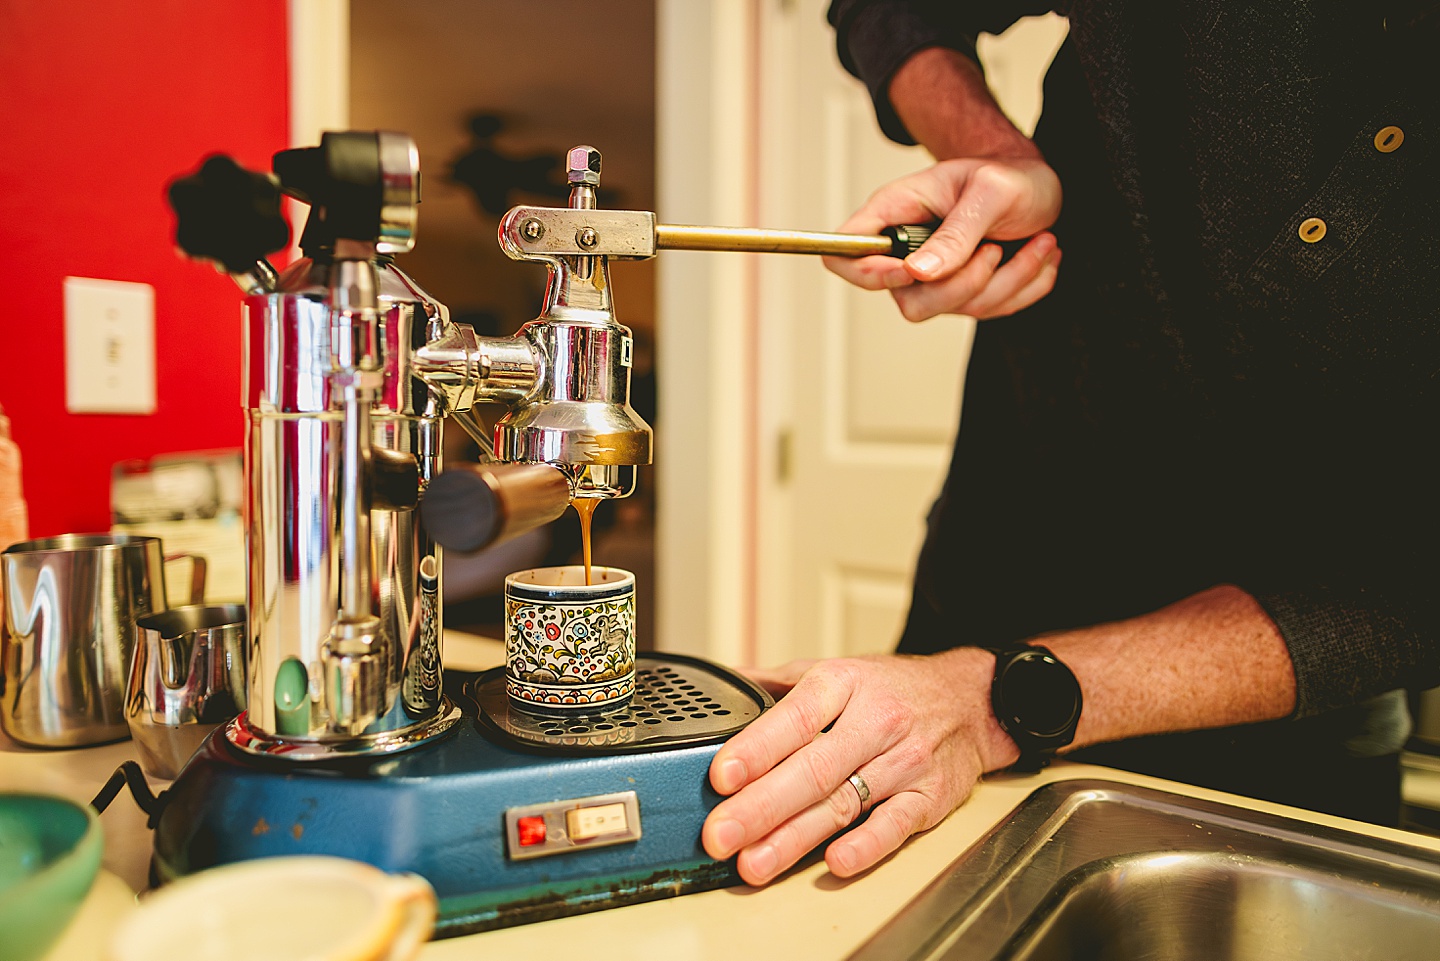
[468,653,771,754]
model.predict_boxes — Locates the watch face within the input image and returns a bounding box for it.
[996,652,1081,737]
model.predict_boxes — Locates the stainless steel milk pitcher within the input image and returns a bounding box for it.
[127,603,247,778]
[1,534,204,747]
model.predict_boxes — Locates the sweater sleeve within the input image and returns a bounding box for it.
[826,2,1057,145]
[1252,584,1440,719]
[827,0,981,145]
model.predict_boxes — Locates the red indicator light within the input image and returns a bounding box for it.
[517,816,547,846]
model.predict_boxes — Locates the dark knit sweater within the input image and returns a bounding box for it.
[829,0,1440,813]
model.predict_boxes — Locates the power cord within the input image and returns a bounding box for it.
[90,760,167,828]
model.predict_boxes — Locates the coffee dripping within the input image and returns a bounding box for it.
[572,497,602,585]
[152,132,931,934]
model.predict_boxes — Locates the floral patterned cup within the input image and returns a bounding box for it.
[504,566,636,714]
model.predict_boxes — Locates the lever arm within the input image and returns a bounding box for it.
[654,223,933,259]
[500,204,935,262]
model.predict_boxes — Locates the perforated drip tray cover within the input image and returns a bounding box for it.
[466,653,773,754]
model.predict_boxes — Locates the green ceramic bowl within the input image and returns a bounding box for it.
[0,794,103,961]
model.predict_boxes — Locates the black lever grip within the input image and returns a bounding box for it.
[880,223,936,258]
[167,155,289,273]
[880,223,1029,263]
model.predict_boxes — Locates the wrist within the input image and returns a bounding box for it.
[936,646,1021,772]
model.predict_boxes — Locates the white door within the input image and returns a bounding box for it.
[654,2,1064,667]
[754,6,1067,665]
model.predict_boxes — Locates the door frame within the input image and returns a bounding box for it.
[288,0,349,146]
[654,0,766,665]
[286,0,350,259]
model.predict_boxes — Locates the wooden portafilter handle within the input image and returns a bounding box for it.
[419,463,572,554]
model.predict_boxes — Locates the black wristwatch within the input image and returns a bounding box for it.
[989,644,1083,773]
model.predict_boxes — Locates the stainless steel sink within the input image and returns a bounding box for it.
[849,779,1440,961]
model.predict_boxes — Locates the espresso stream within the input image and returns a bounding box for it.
[572,497,600,585]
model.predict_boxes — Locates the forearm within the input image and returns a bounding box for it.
[889,47,1043,162]
[1042,584,1297,752]
[704,586,1296,883]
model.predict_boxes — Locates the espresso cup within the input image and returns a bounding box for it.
[108,856,435,961]
[1,534,206,748]
[504,565,636,714]
[125,604,247,779]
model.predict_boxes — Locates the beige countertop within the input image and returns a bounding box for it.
[9,632,1440,961]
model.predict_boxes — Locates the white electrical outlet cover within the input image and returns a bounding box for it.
[64,276,157,415]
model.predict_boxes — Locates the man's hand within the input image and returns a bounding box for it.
[702,584,1296,888]
[820,46,1062,321]
[822,158,1062,321]
[702,648,1017,885]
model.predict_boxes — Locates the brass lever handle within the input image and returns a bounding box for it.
[653,223,934,259]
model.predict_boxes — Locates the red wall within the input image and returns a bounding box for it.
[0,0,289,536]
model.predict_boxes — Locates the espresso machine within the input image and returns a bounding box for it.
[153,132,927,934]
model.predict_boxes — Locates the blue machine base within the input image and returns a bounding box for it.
[153,706,740,934]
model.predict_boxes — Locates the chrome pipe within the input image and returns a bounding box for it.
[329,257,382,631]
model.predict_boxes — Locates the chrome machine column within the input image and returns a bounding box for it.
[238,260,457,755]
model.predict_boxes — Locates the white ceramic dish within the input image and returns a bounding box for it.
[109,856,435,961]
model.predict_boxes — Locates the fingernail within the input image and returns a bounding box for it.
[713,818,744,856]
[831,842,856,874]
[906,251,940,277]
[715,757,747,793]
[748,845,778,880]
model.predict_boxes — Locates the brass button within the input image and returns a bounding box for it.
[1375,126,1404,152]
[1298,217,1327,243]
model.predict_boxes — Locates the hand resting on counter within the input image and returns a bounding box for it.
[702,584,1297,886]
